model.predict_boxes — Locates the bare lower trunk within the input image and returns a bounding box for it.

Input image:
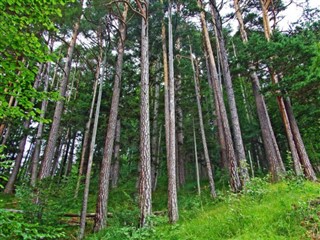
[204,49,228,169]
[31,62,50,186]
[137,0,152,227]
[284,98,317,181]
[65,132,76,177]
[80,36,106,238]
[74,42,100,198]
[4,120,30,194]
[190,46,216,198]
[39,2,83,179]
[193,119,201,196]
[233,0,285,181]
[210,1,249,184]
[111,119,121,188]
[167,1,178,223]
[199,0,241,192]
[94,6,128,232]
[151,81,160,190]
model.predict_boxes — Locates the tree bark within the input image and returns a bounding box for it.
[4,120,30,194]
[210,1,249,185]
[259,1,314,180]
[136,0,152,227]
[111,119,121,188]
[193,119,201,196]
[284,98,317,181]
[31,62,51,186]
[198,0,241,192]
[94,5,128,232]
[233,0,285,181]
[190,47,216,198]
[167,0,179,223]
[39,1,83,179]
[151,80,160,191]
[80,30,107,238]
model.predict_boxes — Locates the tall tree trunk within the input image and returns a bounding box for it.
[190,47,216,198]
[79,31,107,239]
[50,136,63,176]
[136,0,152,227]
[74,44,100,198]
[94,5,128,232]
[233,0,285,181]
[174,3,185,187]
[151,80,160,191]
[4,120,30,194]
[160,0,171,196]
[204,49,228,169]
[198,0,241,192]
[31,61,51,186]
[39,1,83,179]
[111,119,121,188]
[4,62,45,193]
[284,98,317,181]
[210,1,249,185]
[65,132,76,177]
[193,119,201,196]
[167,0,179,223]
[260,1,314,180]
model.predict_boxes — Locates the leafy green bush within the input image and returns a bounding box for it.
[0,209,65,239]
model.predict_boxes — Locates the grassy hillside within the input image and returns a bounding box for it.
[88,178,320,240]
[0,177,319,239]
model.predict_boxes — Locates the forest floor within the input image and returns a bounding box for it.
[0,177,319,239]
[87,178,320,240]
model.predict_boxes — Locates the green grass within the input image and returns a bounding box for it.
[87,178,320,240]
[1,177,319,239]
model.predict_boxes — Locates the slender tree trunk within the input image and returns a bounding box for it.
[161,0,171,197]
[60,130,71,179]
[31,62,51,186]
[260,1,314,179]
[167,0,179,223]
[94,5,128,231]
[151,81,160,190]
[153,125,162,191]
[74,44,100,198]
[174,4,185,187]
[210,1,249,185]
[193,119,201,196]
[39,1,83,179]
[190,46,216,198]
[111,119,121,188]
[4,120,30,194]
[233,0,285,181]
[136,0,152,227]
[50,136,63,176]
[65,132,76,177]
[80,33,107,239]
[198,0,241,192]
[284,98,317,181]
[204,49,228,169]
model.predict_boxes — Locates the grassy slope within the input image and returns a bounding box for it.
[154,180,320,240]
[88,179,320,240]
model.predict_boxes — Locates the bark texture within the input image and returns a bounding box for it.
[199,0,241,192]
[94,5,128,232]
[137,0,152,227]
[39,2,83,179]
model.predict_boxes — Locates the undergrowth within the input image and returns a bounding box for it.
[0,177,319,239]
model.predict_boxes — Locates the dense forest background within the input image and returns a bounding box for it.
[0,0,320,239]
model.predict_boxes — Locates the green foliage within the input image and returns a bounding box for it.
[0,146,11,190]
[0,0,68,123]
[0,209,66,240]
